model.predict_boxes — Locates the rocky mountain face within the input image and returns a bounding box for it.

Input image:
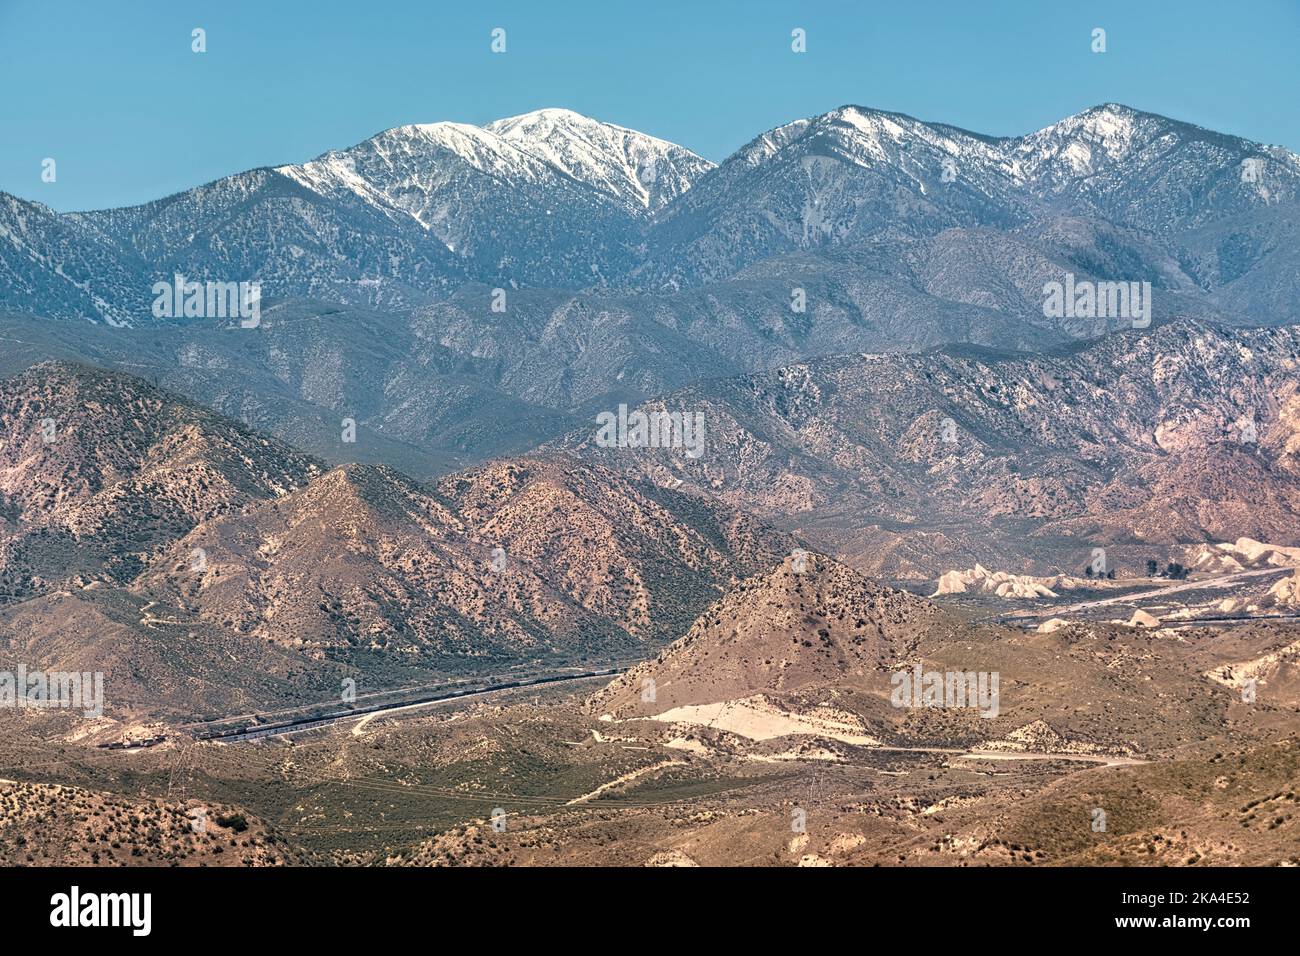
[3,104,1296,474]
[133,453,791,670]
[134,461,643,667]
[0,364,794,717]
[4,103,1296,329]
[0,299,595,479]
[568,320,1300,579]
[0,361,321,600]
[74,166,466,314]
[590,552,951,718]
[1014,105,1300,233]
[435,457,791,643]
[634,106,1028,287]
[0,273,1061,478]
[0,193,149,327]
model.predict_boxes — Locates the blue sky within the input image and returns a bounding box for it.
[3,0,1298,211]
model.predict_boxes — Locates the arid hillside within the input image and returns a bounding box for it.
[0,364,794,726]
[568,321,1300,578]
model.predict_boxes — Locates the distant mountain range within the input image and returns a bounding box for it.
[3,103,1297,326]
[2,103,1297,471]
[3,98,1300,590]
[1,107,714,320]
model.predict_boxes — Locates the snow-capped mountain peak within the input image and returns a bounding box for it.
[484,107,714,210]
[1009,102,1300,224]
[1014,103,1156,178]
[806,105,1015,174]
[274,108,714,227]
[280,120,556,200]
[485,106,593,132]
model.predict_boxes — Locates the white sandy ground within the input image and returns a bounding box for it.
[610,696,1145,768]
[1204,638,1300,689]
[644,850,699,867]
[635,695,880,745]
[1104,608,1161,628]
[663,736,712,756]
[1191,537,1300,573]
[932,564,1099,599]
